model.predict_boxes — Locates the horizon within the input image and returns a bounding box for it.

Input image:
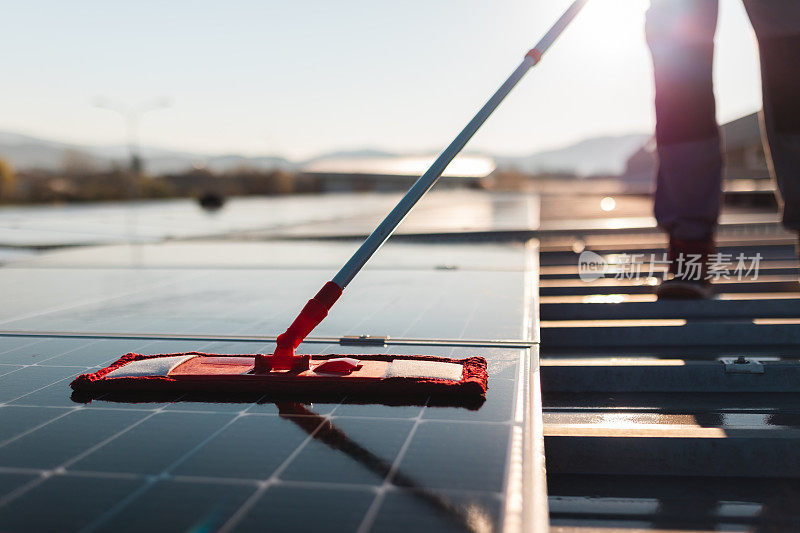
[1,0,763,160]
[0,126,651,162]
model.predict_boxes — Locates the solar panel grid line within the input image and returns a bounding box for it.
[255,478,383,493]
[0,408,79,449]
[0,466,51,476]
[393,287,450,339]
[112,273,287,338]
[0,341,173,457]
[2,371,85,406]
[79,407,266,533]
[453,297,483,342]
[8,469,147,484]
[0,339,40,356]
[53,410,168,471]
[0,406,164,510]
[0,338,102,369]
[166,474,262,487]
[176,473,515,496]
[0,388,512,510]
[377,484,509,498]
[265,479,383,494]
[354,399,429,533]
[2,363,92,370]
[0,270,210,328]
[0,366,24,379]
[248,411,507,532]
[186,274,325,336]
[334,290,409,340]
[215,400,347,533]
[0,474,52,512]
[8,469,397,492]
[177,476,512,499]
[0,342,159,408]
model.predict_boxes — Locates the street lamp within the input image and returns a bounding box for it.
[94,96,171,246]
[94,96,171,180]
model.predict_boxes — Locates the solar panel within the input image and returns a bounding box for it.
[0,228,542,531]
[2,241,532,341]
[23,241,529,271]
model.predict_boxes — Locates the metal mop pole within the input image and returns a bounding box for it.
[333,0,589,288]
[263,0,589,370]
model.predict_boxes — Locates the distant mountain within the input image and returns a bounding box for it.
[0,132,106,171]
[0,130,648,177]
[0,131,293,174]
[495,133,650,176]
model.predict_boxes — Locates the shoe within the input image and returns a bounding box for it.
[657,236,714,299]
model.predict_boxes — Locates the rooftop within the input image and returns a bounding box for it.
[0,186,798,532]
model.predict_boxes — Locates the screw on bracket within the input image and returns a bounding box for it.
[723,356,764,374]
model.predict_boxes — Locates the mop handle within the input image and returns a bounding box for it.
[269,0,588,363]
[332,0,588,288]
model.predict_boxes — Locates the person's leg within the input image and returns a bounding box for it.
[647,0,720,298]
[742,1,800,234]
[648,0,721,240]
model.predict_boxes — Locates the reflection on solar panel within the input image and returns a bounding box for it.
[0,194,544,533]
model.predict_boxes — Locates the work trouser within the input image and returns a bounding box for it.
[647,0,800,240]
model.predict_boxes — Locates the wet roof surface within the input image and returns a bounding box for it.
[0,199,540,533]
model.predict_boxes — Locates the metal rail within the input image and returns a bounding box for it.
[0,330,537,349]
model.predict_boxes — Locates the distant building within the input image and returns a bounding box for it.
[620,112,769,193]
[722,113,769,180]
[300,155,495,193]
[620,138,658,193]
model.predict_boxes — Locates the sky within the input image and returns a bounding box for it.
[0,0,763,160]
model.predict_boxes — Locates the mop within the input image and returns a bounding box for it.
[71,0,588,400]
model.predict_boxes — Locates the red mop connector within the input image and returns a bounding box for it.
[255,281,343,373]
[525,48,543,64]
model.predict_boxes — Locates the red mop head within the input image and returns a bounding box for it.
[70,352,488,400]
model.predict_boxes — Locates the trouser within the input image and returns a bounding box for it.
[648,0,800,240]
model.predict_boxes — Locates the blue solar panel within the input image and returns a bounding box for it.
[0,212,541,532]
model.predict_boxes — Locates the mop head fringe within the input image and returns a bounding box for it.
[70,352,488,400]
